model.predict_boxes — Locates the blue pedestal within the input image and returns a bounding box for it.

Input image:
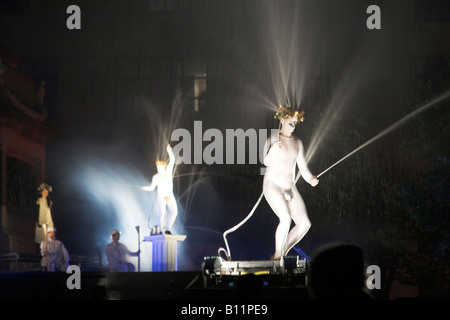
[143,234,186,271]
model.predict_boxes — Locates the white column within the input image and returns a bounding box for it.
[143,234,186,271]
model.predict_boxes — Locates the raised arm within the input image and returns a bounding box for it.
[167,144,175,174]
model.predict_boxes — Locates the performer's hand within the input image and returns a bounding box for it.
[167,144,172,151]
[271,141,282,152]
[263,141,282,167]
[310,176,319,187]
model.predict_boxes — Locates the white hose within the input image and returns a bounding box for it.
[219,122,282,260]
[219,192,265,260]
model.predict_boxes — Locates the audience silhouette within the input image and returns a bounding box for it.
[309,242,374,300]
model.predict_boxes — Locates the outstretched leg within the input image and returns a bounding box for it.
[263,182,292,259]
[158,198,167,234]
[283,186,311,255]
[165,197,178,233]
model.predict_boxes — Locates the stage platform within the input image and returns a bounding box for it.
[0,256,311,300]
[201,256,308,289]
[202,255,307,275]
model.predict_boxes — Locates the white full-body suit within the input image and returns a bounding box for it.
[142,145,178,234]
[263,117,318,259]
[35,189,54,244]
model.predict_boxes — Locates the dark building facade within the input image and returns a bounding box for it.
[0,0,448,297]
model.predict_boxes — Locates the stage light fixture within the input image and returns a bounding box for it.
[203,256,222,274]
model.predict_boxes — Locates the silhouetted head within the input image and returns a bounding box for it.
[309,242,372,300]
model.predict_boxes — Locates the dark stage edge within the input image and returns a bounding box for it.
[0,270,311,300]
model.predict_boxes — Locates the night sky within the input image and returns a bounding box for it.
[1,0,449,293]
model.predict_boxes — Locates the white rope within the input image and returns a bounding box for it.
[219,192,265,260]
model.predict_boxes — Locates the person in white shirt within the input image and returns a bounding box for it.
[40,226,70,272]
[263,105,319,260]
[141,144,178,235]
[105,229,139,272]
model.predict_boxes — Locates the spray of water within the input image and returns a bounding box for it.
[55,92,210,271]
[315,91,450,179]
[218,1,325,260]
[133,91,186,166]
[305,46,377,163]
[257,1,317,108]
[67,146,160,271]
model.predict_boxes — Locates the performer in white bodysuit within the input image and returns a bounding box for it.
[35,183,54,245]
[142,144,178,234]
[263,105,319,260]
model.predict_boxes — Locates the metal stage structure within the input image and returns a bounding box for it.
[201,255,309,289]
[0,254,312,300]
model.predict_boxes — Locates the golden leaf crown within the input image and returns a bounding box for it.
[274,104,305,122]
[155,160,168,167]
[37,183,52,193]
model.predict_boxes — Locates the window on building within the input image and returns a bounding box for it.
[174,59,207,113]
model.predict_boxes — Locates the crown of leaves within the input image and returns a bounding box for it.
[274,104,305,122]
[155,160,168,167]
[37,183,52,193]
